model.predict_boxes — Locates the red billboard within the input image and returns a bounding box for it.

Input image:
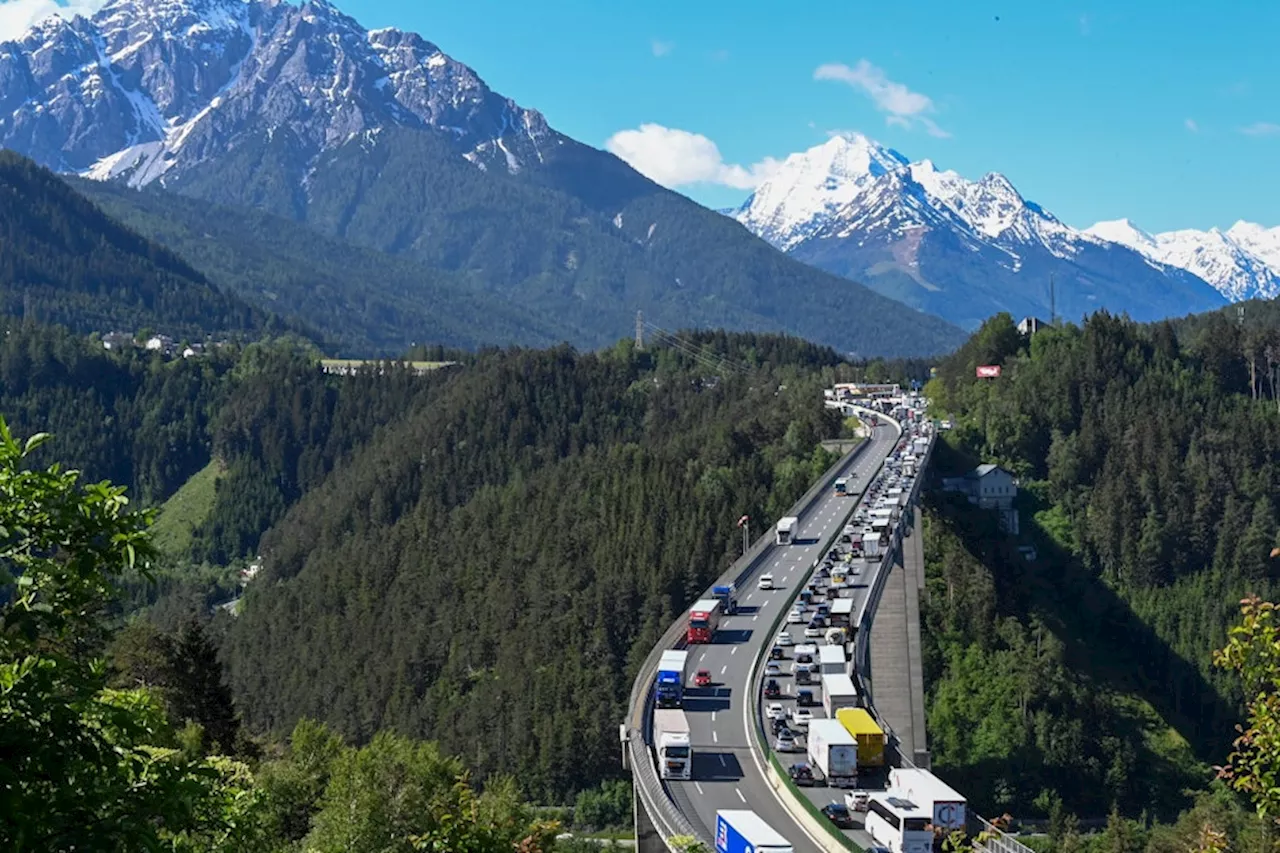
[976,365,1002,378]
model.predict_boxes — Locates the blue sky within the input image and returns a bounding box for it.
[328,0,1276,233]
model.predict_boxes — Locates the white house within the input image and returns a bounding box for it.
[943,463,1020,534]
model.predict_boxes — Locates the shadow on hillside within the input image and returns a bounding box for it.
[926,488,1237,767]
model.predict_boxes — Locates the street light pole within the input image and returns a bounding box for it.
[737,515,750,558]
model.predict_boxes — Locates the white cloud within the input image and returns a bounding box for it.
[1184,118,1199,133]
[651,39,674,57]
[814,59,950,137]
[604,123,781,190]
[0,0,105,41]
[1240,122,1280,137]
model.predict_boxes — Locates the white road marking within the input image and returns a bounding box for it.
[736,788,747,803]
[713,731,719,743]
[731,647,737,655]
[712,711,717,722]
[695,782,705,795]
[721,665,727,675]
[720,755,728,767]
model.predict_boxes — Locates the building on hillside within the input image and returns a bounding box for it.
[102,331,135,351]
[1017,316,1048,337]
[145,334,176,354]
[943,463,1020,534]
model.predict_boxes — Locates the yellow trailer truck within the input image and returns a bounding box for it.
[836,707,885,767]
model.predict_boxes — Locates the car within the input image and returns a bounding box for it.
[790,708,814,728]
[788,763,817,786]
[774,730,799,752]
[804,623,824,639]
[787,608,805,624]
[693,669,712,688]
[798,589,813,603]
[769,645,785,660]
[796,668,813,685]
[771,716,788,735]
[794,648,814,664]
[766,702,786,720]
[821,802,856,829]
[765,661,782,677]
[796,689,816,707]
[775,633,794,647]
[845,791,870,812]
[764,679,781,699]
[758,573,775,590]
[815,603,831,617]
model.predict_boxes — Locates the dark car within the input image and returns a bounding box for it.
[822,802,856,829]
[770,645,785,660]
[796,689,816,707]
[771,717,788,735]
[796,669,813,685]
[788,763,817,786]
[764,679,782,699]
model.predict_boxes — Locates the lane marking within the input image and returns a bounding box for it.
[712,711,717,722]
[736,788,747,803]
[695,782,705,795]
[721,665,727,675]
[713,731,719,743]
[720,755,728,767]
[731,646,737,655]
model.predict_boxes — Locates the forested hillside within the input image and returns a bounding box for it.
[223,335,849,801]
[921,312,1280,820]
[0,152,286,340]
[74,178,576,355]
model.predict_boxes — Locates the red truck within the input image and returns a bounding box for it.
[687,598,722,644]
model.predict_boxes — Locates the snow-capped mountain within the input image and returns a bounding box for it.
[1085,220,1280,302]
[732,134,1228,328]
[0,0,559,186]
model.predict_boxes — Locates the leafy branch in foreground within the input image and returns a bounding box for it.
[1214,595,1280,824]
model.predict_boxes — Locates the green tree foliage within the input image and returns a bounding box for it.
[923,310,1280,820]
[572,780,633,831]
[1214,596,1280,824]
[223,334,844,800]
[0,151,290,340]
[0,418,257,851]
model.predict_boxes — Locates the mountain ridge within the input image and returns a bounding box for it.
[0,0,967,357]
[730,133,1230,328]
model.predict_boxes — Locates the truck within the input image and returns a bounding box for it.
[715,810,793,853]
[655,650,689,708]
[687,599,722,644]
[835,477,849,496]
[818,644,846,676]
[888,768,967,830]
[652,708,693,780]
[835,707,885,767]
[822,673,861,717]
[807,718,858,787]
[775,517,799,546]
[712,583,739,615]
[863,535,883,559]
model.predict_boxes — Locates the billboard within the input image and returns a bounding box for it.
[976,365,1002,378]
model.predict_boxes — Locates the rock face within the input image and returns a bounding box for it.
[0,0,558,184]
[732,134,1229,328]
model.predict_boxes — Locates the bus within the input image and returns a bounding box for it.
[865,795,934,853]
[687,599,722,644]
[835,477,849,496]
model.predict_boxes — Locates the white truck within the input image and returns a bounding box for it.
[818,644,846,676]
[775,517,799,546]
[863,535,883,559]
[807,718,858,787]
[652,708,693,781]
[888,767,967,830]
[822,673,861,717]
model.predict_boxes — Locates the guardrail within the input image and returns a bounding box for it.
[624,436,874,850]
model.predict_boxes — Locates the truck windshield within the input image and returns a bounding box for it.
[690,618,708,628]
[666,746,690,758]
[904,819,930,831]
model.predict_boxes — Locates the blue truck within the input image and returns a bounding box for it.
[655,649,689,708]
[715,810,793,853]
[712,583,739,615]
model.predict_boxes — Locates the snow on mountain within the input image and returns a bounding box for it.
[732,134,1228,328]
[1085,219,1280,302]
[0,0,560,186]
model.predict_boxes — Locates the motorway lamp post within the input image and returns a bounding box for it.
[737,514,750,557]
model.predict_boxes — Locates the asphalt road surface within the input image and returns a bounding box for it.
[664,423,898,852]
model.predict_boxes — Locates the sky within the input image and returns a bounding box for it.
[2,0,1276,233]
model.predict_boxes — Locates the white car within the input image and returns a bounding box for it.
[804,623,824,639]
[775,731,798,752]
[765,661,782,677]
[775,633,794,647]
[758,573,775,590]
[790,708,814,728]
[766,702,786,720]
[846,791,870,812]
[787,608,805,624]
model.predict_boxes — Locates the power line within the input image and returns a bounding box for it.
[642,322,751,375]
